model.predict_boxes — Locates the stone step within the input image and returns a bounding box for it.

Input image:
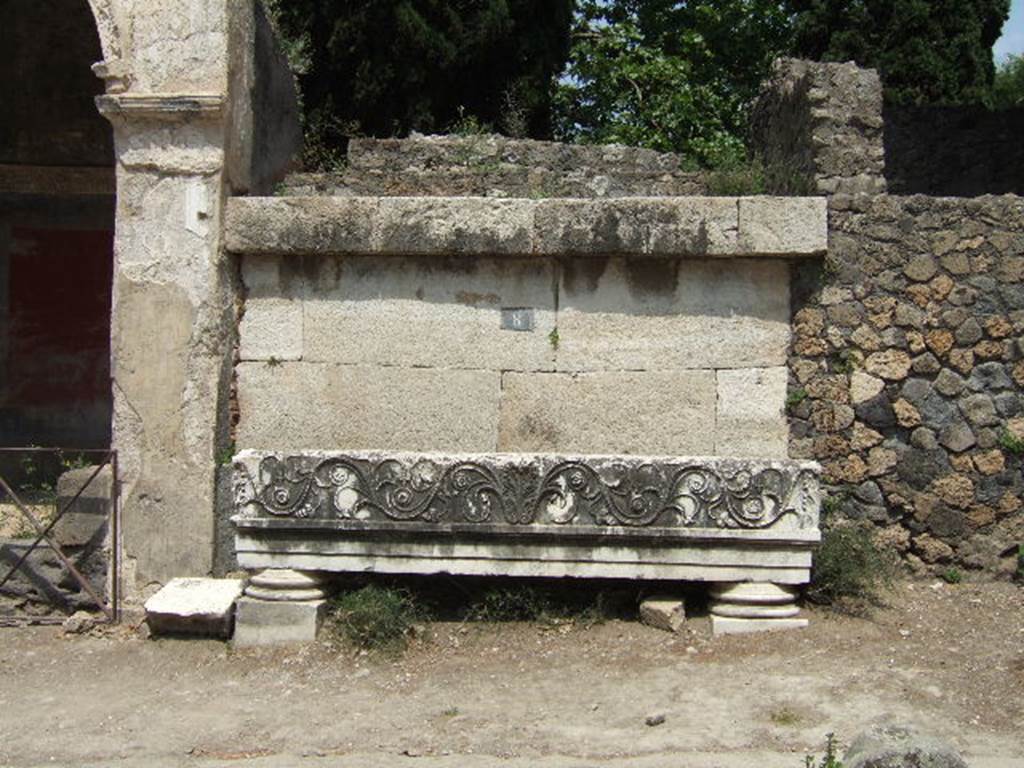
[225,195,827,259]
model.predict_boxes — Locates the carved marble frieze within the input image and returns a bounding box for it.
[233,451,820,534]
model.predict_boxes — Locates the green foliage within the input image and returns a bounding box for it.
[554,0,793,166]
[268,0,574,166]
[789,0,1011,105]
[992,55,1024,108]
[216,442,236,468]
[808,524,894,609]
[548,327,560,351]
[329,585,425,652]
[940,567,963,584]
[998,428,1024,455]
[804,733,844,768]
[705,156,767,195]
[466,584,613,626]
[785,388,809,413]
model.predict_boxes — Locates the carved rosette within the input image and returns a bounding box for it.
[233,452,820,532]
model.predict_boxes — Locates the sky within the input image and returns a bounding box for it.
[995,0,1024,61]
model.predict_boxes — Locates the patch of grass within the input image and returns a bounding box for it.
[770,706,801,727]
[804,733,843,768]
[940,567,963,584]
[807,524,894,611]
[442,706,460,718]
[465,584,615,627]
[266,356,283,367]
[216,441,236,467]
[548,327,560,351]
[829,349,859,375]
[786,388,809,413]
[705,157,766,196]
[998,429,1024,456]
[328,585,426,653]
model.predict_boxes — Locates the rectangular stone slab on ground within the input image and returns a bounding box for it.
[144,577,246,638]
[231,450,821,584]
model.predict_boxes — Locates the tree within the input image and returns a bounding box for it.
[268,0,573,164]
[992,54,1024,108]
[553,0,793,167]
[789,0,1011,104]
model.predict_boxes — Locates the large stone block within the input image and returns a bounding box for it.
[236,362,501,452]
[556,258,790,371]
[716,367,789,457]
[225,197,377,255]
[52,466,113,547]
[144,577,246,638]
[232,596,327,647]
[232,450,821,584]
[371,197,534,255]
[534,197,739,256]
[302,256,556,370]
[497,370,716,454]
[239,254,305,361]
[738,197,828,256]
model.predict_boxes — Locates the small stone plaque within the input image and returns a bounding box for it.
[500,307,535,332]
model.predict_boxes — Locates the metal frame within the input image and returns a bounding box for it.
[0,447,120,625]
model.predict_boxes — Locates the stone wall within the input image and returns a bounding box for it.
[751,58,886,196]
[884,105,1024,197]
[788,195,1024,575]
[279,134,708,198]
[235,252,791,458]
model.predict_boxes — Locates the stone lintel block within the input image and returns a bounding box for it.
[225,196,827,259]
[144,577,246,638]
[371,197,534,255]
[235,362,501,453]
[533,197,739,256]
[497,370,717,455]
[232,596,327,647]
[224,197,377,255]
[715,367,789,458]
[738,197,827,256]
[556,259,790,371]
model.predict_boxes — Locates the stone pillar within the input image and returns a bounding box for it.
[86,0,299,598]
[232,569,332,647]
[708,582,808,635]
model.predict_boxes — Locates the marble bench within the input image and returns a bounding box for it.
[231,450,821,639]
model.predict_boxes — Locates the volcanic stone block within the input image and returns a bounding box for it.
[232,597,328,647]
[555,259,790,371]
[236,362,501,452]
[497,370,716,455]
[372,197,534,255]
[302,255,556,371]
[737,197,828,256]
[52,466,113,547]
[715,367,789,457]
[639,595,686,633]
[144,577,246,638]
[534,197,739,256]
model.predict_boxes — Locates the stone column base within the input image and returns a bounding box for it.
[232,569,332,647]
[709,582,807,635]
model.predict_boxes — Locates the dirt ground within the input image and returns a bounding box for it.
[0,579,1022,768]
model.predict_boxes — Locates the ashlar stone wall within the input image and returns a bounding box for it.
[236,254,791,458]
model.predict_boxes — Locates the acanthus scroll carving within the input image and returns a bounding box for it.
[234,454,819,531]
